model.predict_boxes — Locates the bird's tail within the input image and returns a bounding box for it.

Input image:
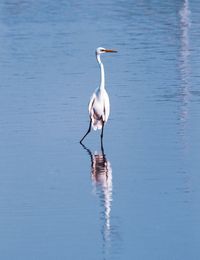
[92,119,103,130]
[91,110,103,130]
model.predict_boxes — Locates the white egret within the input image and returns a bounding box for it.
[80,47,117,145]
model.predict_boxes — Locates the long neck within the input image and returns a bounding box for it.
[96,54,105,90]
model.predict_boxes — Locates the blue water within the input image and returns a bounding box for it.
[0,0,200,259]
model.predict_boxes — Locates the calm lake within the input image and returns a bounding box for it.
[0,0,200,259]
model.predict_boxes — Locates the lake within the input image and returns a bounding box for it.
[0,0,200,259]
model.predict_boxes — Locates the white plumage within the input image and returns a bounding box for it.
[89,88,110,130]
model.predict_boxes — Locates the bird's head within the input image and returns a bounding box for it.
[96,47,117,55]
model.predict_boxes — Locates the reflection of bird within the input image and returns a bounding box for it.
[80,143,112,242]
[80,47,117,147]
[91,153,112,236]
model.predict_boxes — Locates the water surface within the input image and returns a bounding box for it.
[0,0,200,259]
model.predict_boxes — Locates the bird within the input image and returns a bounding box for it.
[80,47,117,147]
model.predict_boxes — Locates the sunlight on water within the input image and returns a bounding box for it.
[178,0,191,156]
[179,0,191,119]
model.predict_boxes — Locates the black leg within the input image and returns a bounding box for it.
[80,119,92,144]
[100,121,105,151]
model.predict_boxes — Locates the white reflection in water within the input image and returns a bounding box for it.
[179,0,191,121]
[179,0,191,149]
[81,144,114,258]
[91,151,112,241]
[178,0,191,198]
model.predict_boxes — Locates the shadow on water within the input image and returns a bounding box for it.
[80,143,119,259]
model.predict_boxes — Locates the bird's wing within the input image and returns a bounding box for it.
[103,91,110,122]
[88,92,96,116]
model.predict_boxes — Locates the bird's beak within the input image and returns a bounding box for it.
[104,49,118,53]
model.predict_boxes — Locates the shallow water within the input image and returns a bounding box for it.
[0,0,200,259]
